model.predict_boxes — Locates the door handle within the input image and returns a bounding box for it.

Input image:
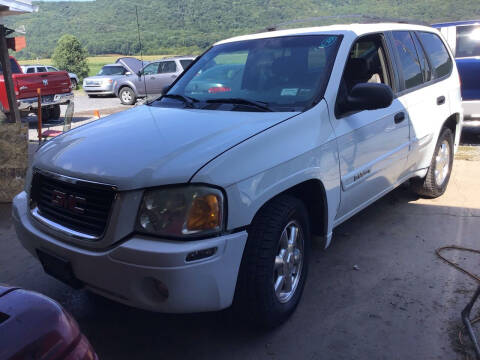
[437,96,445,105]
[394,112,405,124]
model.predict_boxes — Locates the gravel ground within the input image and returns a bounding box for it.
[1,156,480,359]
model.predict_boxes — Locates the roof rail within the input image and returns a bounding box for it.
[265,14,429,32]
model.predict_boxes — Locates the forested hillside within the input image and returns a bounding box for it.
[6,0,480,59]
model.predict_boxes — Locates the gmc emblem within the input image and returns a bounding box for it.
[51,190,86,214]
[43,79,48,86]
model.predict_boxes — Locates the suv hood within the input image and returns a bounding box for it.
[33,106,298,190]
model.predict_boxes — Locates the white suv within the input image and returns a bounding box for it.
[13,23,462,327]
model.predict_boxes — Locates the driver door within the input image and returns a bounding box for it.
[331,33,410,223]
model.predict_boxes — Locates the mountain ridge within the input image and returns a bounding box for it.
[6,0,480,59]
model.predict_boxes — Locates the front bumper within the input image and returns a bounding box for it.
[12,191,247,313]
[83,83,114,95]
[18,92,74,111]
[463,100,480,120]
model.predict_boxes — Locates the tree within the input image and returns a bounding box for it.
[52,34,89,80]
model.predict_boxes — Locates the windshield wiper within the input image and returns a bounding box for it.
[161,93,199,107]
[206,98,273,112]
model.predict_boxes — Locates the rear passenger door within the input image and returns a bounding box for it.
[156,61,179,92]
[390,31,453,172]
[332,33,410,223]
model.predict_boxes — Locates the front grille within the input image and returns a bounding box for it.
[85,81,100,87]
[30,171,116,238]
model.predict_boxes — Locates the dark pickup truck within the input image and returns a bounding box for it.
[0,56,73,120]
[433,20,480,121]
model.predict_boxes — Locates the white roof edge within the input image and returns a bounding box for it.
[214,22,437,46]
[0,0,37,14]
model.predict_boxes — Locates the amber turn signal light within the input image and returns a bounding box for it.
[186,194,221,232]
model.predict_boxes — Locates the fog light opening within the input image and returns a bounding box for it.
[186,247,218,262]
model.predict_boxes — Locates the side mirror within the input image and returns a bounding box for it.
[345,83,394,112]
[137,70,142,77]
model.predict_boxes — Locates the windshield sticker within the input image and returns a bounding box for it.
[319,36,337,48]
[281,88,298,96]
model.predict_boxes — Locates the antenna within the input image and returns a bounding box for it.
[135,5,148,103]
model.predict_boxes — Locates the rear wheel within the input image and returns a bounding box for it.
[41,107,51,122]
[234,195,310,328]
[119,87,136,105]
[50,105,61,120]
[412,127,454,198]
[70,78,78,90]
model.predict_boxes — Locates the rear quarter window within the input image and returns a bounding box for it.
[417,32,453,78]
[392,31,423,90]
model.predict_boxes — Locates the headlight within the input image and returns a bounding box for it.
[136,186,224,238]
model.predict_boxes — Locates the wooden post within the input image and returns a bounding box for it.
[37,88,42,141]
[0,25,20,124]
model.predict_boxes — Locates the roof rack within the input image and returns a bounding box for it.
[265,14,429,32]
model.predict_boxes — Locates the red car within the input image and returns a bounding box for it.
[0,285,97,360]
[0,56,73,120]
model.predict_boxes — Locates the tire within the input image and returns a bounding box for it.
[41,107,51,122]
[234,195,310,328]
[70,78,78,90]
[412,127,454,198]
[50,105,61,120]
[87,94,97,98]
[119,87,136,105]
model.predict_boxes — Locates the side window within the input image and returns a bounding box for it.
[47,66,58,72]
[336,34,392,116]
[456,25,480,58]
[26,67,35,73]
[142,63,159,75]
[412,33,432,82]
[37,67,47,72]
[159,61,177,74]
[392,31,423,90]
[417,32,453,78]
[180,59,193,70]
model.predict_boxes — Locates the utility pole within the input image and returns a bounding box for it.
[0,25,20,123]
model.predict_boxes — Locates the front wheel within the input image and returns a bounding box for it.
[119,87,136,105]
[70,79,78,90]
[234,195,310,328]
[412,127,454,198]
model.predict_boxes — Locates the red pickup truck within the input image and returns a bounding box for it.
[1,56,73,120]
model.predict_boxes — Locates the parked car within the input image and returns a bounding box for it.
[83,57,143,97]
[21,65,80,90]
[2,56,73,120]
[0,284,97,359]
[433,20,480,121]
[13,23,462,328]
[114,56,195,105]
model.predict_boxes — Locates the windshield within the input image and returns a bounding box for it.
[154,35,341,112]
[0,59,22,74]
[456,25,480,58]
[97,66,126,76]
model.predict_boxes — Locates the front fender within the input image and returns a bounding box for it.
[191,100,341,244]
[114,79,138,96]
